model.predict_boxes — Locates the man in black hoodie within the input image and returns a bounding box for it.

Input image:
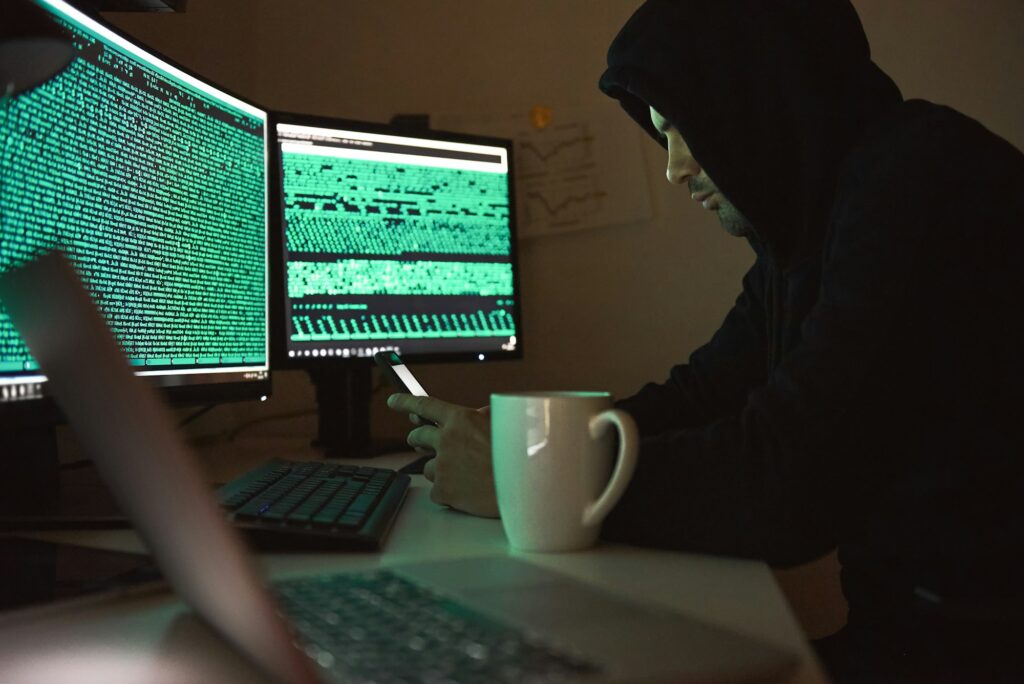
[387,1,1024,681]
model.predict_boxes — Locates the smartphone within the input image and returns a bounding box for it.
[374,350,428,396]
[374,352,438,469]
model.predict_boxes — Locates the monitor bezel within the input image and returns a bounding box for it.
[0,0,274,411]
[268,110,524,371]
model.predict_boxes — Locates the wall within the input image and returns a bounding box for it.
[104,0,1024,638]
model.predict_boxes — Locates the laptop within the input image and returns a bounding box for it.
[0,252,798,684]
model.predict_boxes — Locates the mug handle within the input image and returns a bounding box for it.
[581,409,638,528]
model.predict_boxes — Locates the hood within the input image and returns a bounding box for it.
[599,0,903,265]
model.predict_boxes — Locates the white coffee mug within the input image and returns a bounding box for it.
[491,391,638,552]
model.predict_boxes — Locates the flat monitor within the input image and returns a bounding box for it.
[270,113,521,455]
[0,0,270,523]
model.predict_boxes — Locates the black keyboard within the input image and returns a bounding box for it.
[217,459,410,550]
[272,569,600,684]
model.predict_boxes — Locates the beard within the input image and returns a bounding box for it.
[715,198,754,238]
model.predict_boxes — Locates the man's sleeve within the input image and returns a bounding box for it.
[615,259,770,437]
[602,156,931,568]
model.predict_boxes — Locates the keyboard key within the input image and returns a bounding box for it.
[337,512,363,528]
[312,507,343,526]
[346,492,378,516]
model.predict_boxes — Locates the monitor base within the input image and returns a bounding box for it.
[308,364,374,459]
[0,425,129,530]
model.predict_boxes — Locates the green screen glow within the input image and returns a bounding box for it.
[282,147,517,347]
[0,7,267,373]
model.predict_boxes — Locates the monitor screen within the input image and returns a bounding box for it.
[272,114,521,366]
[0,0,270,407]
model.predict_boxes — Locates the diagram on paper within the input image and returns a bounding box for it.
[433,106,652,238]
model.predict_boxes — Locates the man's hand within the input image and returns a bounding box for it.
[386,394,499,518]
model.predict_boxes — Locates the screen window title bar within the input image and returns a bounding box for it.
[277,124,508,174]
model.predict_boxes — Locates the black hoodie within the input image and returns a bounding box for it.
[598,0,1024,638]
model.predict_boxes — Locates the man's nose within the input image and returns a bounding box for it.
[666,152,700,185]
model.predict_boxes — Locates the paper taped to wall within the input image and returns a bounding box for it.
[433,105,653,238]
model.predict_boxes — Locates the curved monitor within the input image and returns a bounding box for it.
[0,0,271,411]
[270,112,522,369]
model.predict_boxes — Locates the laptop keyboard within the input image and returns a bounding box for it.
[272,569,601,684]
[217,459,410,550]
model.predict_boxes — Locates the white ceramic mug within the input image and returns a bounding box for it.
[490,391,638,552]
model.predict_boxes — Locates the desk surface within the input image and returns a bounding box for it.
[0,441,828,684]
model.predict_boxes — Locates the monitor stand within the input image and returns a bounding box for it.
[307,365,374,459]
[306,365,409,460]
[0,422,128,530]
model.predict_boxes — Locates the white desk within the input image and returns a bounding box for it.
[0,444,828,684]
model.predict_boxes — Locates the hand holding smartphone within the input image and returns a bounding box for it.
[375,351,436,473]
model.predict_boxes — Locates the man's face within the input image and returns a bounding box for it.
[649,106,752,238]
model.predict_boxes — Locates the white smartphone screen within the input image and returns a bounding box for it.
[392,364,428,396]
